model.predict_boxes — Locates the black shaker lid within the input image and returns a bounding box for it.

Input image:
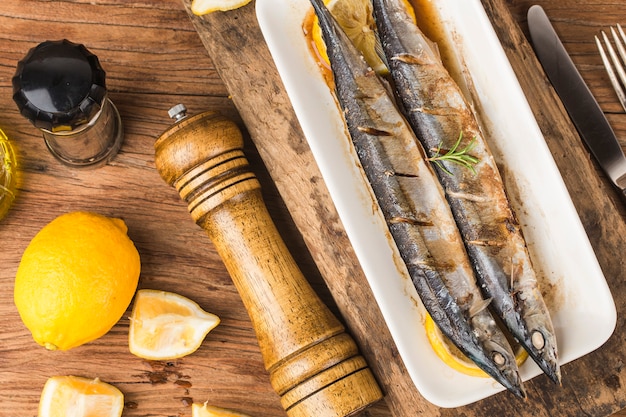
[12,39,107,132]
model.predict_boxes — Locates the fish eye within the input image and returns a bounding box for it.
[492,351,506,366]
[531,330,545,350]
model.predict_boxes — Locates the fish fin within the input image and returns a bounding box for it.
[509,261,524,293]
[469,297,492,318]
[430,39,441,61]
[374,31,390,69]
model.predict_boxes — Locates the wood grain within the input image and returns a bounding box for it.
[0,0,625,416]
[0,1,285,416]
[184,0,626,416]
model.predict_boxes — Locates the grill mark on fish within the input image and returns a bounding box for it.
[446,190,490,203]
[309,0,525,398]
[385,170,418,178]
[372,0,560,385]
[358,126,393,136]
[388,216,433,227]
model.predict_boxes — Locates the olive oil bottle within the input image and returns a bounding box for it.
[0,128,17,220]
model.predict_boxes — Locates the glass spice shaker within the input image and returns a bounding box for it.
[0,128,17,221]
[12,39,123,168]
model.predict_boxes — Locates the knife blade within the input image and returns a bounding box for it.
[527,4,626,194]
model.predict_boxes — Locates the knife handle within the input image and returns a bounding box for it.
[154,110,382,417]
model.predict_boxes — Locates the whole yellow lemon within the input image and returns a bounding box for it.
[14,211,140,351]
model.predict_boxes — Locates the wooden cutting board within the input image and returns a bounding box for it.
[182,0,626,416]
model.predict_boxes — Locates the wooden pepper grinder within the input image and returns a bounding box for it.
[154,105,382,417]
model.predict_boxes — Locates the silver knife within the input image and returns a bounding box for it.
[527,4,626,194]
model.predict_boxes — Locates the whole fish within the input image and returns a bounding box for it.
[371,0,560,384]
[309,0,525,397]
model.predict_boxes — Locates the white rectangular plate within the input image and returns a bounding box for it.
[256,0,617,408]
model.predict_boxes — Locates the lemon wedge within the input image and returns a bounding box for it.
[191,0,252,15]
[38,376,124,417]
[424,313,528,377]
[192,402,252,417]
[128,289,220,360]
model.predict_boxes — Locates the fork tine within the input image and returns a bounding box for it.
[617,24,626,57]
[596,31,626,112]
[609,27,626,90]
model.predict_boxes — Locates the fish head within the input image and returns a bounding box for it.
[525,319,561,385]
[479,337,527,398]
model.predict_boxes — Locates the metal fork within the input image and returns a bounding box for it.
[596,24,626,112]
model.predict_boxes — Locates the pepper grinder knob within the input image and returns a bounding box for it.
[154,108,382,417]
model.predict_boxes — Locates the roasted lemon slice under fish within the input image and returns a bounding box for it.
[311,0,416,75]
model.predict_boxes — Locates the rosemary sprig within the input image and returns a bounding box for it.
[428,132,479,175]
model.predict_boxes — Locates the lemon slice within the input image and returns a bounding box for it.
[38,376,123,417]
[192,402,252,417]
[310,0,416,75]
[191,0,252,15]
[128,289,220,360]
[311,0,386,74]
[424,313,528,378]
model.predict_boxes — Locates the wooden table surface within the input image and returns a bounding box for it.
[1,1,626,417]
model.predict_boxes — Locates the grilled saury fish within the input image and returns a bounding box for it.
[309,0,525,397]
[371,0,560,384]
